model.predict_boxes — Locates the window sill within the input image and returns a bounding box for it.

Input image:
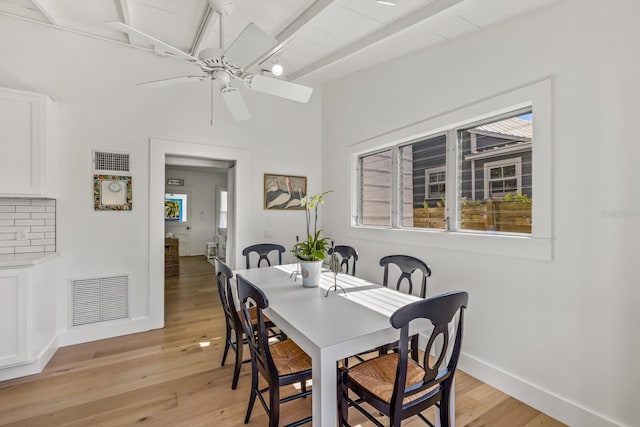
[347,226,552,261]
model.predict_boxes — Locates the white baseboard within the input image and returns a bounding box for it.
[58,316,159,347]
[459,352,623,427]
[0,335,59,382]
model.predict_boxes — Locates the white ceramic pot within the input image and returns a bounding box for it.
[299,260,323,288]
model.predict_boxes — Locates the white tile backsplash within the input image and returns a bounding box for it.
[0,199,56,254]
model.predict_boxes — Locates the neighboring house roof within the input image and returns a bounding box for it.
[470,117,533,141]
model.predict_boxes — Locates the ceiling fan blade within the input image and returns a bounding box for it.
[244,74,313,103]
[105,21,202,64]
[220,85,251,121]
[223,23,277,69]
[137,75,207,88]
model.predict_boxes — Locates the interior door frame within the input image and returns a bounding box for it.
[149,138,249,329]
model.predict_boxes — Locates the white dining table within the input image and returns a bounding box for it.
[232,264,452,427]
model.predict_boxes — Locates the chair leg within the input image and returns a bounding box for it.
[231,329,244,390]
[244,362,258,424]
[269,384,280,427]
[439,382,452,427]
[301,379,307,398]
[221,324,231,367]
[338,371,348,427]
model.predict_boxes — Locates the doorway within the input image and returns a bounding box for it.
[149,138,249,330]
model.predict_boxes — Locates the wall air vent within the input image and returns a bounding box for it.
[93,150,131,175]
[71,274,129,326]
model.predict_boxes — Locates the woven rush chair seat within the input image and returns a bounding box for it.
[345,353,437,405]
[270,339,312,377]
[244,306,271,325]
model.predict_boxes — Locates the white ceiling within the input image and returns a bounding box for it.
[0,0,559,84]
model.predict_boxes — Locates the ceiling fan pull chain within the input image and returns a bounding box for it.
[210,78,215,126]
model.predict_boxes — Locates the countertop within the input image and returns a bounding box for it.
[0,252,59,268]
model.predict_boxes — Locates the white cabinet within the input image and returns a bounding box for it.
[0,87,56,197]
[0,268,29,367]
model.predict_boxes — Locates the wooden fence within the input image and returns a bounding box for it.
[413,201,532,233]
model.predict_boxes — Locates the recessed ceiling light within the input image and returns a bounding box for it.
[376,0,396,5]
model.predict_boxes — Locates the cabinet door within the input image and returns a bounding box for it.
[0,88,43,195]
[0,269,29,366]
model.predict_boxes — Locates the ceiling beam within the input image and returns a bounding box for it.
[116,0,132,44]
[288,0,465,81]
[246,0,337,71]
[30,0,64,26]
[190,3,219,56]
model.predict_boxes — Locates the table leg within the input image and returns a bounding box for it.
[312,350,337,427]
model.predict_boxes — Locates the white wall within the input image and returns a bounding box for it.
[322,1,639,426]
[164,167,226,256]
[0,17,321,346]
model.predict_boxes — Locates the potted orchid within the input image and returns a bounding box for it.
[292,191,332,287]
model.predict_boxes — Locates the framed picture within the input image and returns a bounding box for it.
[264,174,307,210]
[94,175,132,211]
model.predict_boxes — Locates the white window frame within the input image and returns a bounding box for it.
[483,157,522,199]
[348,79,552,261]
[425,166,447,200]
[218,188,228,230]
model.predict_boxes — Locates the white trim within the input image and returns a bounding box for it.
[483,157,522,199]
[459,353,624,427]
[0,335,58,382]
[424,166,446,200]
[149,138,249,329]
[347,79,553,260]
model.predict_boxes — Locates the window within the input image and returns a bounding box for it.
[426,168,446,199]
[165,193,188,222]
[399,134,447,229]
[356,109,533,234]
[484,158,521,198]
[459,112,532,233]
[219,189,228,229]
[358,150,392,226]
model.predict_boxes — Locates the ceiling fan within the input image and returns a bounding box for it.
[106,0,313,123]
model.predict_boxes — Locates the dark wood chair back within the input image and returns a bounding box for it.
[235,273,278,385]
[214,258,240,338]
[242,243,285,269]
[214,257,245,389]
[328,245,359,276]
[380,255,432,298]
[388,291,468,424]
[339,291,469,426]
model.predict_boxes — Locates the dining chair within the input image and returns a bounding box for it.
[380,255,432,299]
[236,273,313,427]
[344,255,433,368]
[338,291,469,427]
[380,255,433,361]
[214,258,278,390]
[242,243,286,269]
[328,245,359,276]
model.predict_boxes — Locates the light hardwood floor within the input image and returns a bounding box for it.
[0,257,566,426]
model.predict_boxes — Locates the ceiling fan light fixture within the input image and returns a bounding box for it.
[271,62,284,76]
[376,0,396,5]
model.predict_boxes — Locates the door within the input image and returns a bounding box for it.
[165,191,191,256]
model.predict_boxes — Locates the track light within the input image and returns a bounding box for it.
[271,62,284,76]
[376,0,396,5]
